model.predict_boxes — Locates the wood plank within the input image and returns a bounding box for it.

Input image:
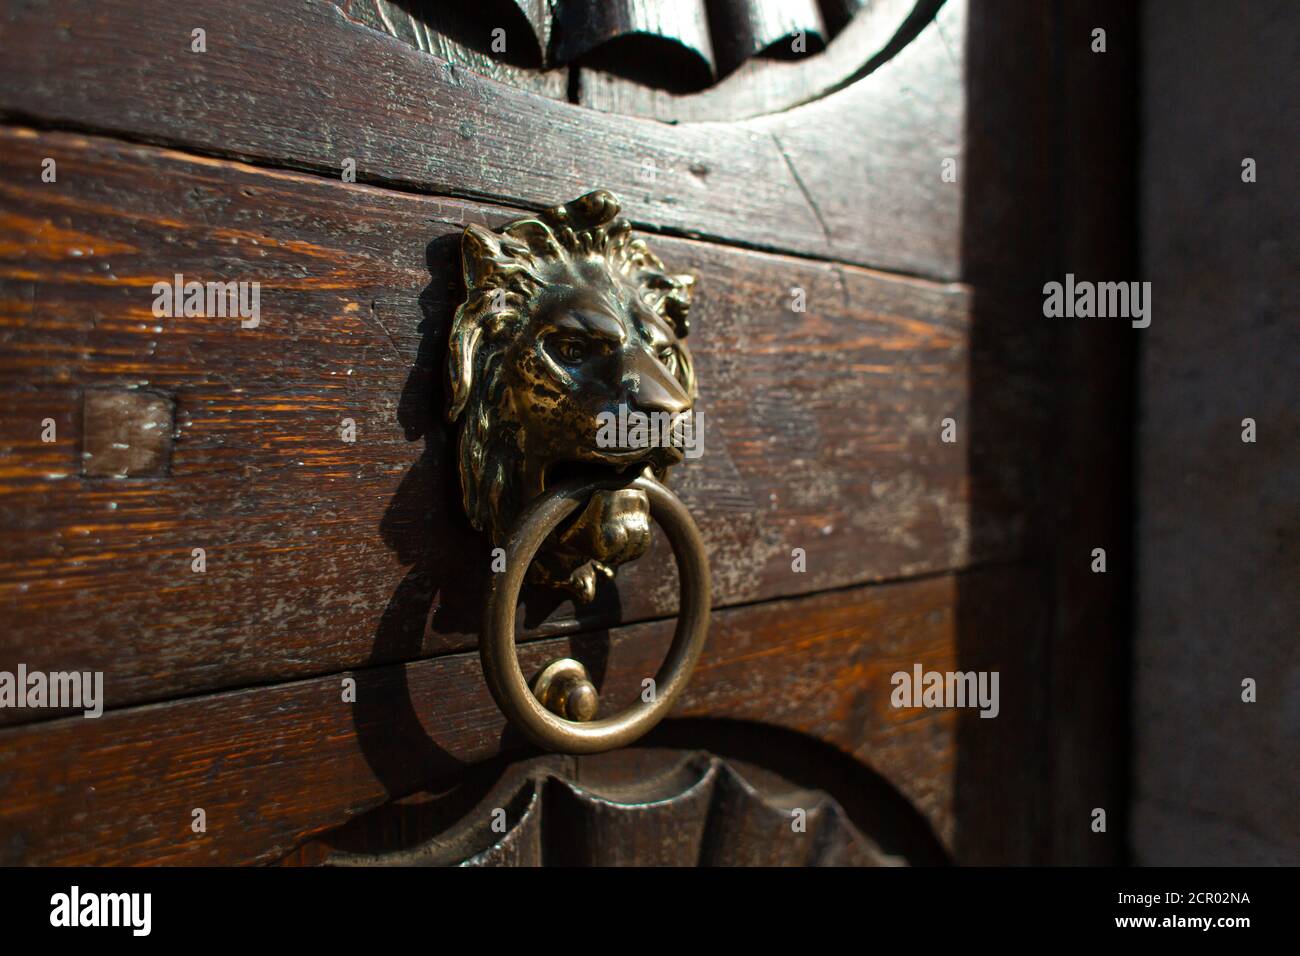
[952,1,1136,863]
[0,126,1047,718]
[0,568,1047,865]
[1036,0,1136,866]
[0,0,967,279]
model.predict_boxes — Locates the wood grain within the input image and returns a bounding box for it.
[0,568,1047,865]
[0,0,968,280]
[0,126,1046,720]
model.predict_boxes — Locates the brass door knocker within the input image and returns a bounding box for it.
[446,190,710,754]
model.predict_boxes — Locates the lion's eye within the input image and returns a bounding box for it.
[657,346,677,371]
[552,337,588,364]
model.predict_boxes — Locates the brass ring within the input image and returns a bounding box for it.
[481,473,711,754]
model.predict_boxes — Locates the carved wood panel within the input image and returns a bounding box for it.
[331,0,938,120]
[312,750,908,866]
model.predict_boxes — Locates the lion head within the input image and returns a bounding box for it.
[446,190,698,601]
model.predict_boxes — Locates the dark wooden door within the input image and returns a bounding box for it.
[0,0,1132,865]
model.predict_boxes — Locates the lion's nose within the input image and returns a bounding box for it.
[625,348,690,416]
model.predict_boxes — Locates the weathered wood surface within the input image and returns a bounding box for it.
[0,126,1046,720]
[0,0,967,280]
[0,569,1047,865]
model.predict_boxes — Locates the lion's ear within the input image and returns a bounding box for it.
[501,219,563,261]
[463,223,536,285]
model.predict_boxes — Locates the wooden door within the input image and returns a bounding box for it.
[0,0,1133,865]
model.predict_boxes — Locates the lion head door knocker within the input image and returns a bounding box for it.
[446,190,711,753]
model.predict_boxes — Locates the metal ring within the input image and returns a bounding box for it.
[481,473,711,754]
